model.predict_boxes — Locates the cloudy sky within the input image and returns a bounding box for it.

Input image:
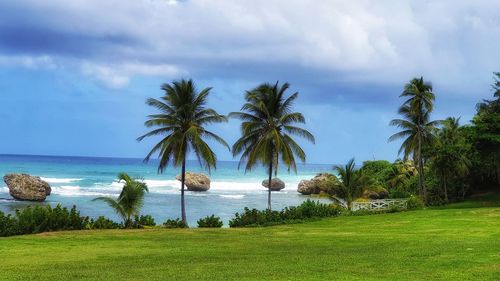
[0,0,499,164]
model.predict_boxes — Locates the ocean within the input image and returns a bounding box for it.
[0,154,333,226]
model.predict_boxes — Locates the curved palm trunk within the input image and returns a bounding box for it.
[267,152,273,211]
[180,159,187,225]
[443,174,448,203]
[126,214,132,228]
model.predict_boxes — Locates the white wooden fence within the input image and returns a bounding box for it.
[351,199,409,211]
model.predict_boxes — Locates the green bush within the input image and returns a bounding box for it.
[406,195,425,210]
[134,215,156,227]
[163,218,188,228]
[0,211,18,236]
[90,216,122,229]
[361,160,393,185]
[229,200,341,227]
[13,205,91,234]
[0,204,123,237]
[197,215,223,228]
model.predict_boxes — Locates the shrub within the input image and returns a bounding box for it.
[133,215,156,228]
[90,216,122,229]
[0,204,122,237]
[163,218,187,228]
[13,205,91,234]
[406,195,425,210]
[360,160,393,185]
[229,200,341,227]
[0,211,18,236]
[197,215,223,228]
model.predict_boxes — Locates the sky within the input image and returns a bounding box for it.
[0,0,499,165]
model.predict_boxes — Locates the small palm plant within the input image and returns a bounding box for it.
[137,79,229,225]
[93,173,149,228]
[332,158,372,211]
[387,160,417,191]
[230,82,315,211]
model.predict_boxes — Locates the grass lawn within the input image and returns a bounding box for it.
[1,196,499,281]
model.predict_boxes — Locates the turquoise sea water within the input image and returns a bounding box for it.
[0,154,333,226]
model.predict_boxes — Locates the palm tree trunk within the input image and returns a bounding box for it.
[180,159,187,225]
[417,136,426,201]
[267,152,273,211]
[443,175,448,203]
[496,158,500,187]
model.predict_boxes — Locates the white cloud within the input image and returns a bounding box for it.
[1,0,499,91]
[81,62,184,88]
[0,55,57,69]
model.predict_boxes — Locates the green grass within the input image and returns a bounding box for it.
[1,198,499,280]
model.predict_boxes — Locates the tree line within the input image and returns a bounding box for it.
[95,74,499,225]
[389,73,500,204]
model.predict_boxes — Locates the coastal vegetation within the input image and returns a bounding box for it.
[1,195,498,281]
[230,82,315,210]
[1,73,499,234]
[197,215,224,228]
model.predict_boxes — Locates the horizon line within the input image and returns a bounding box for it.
[0,153,339,166]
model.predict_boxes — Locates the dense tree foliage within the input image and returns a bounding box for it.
[470,76,500,187]
[428,118,471,201]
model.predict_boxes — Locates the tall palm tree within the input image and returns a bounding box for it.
[332,158,372,210]
[230,82,315,211]
[493,72,499,97]
[389,77,439,200]
[93,173,148,228]
[137,79,229,225]
[431,117,471,201]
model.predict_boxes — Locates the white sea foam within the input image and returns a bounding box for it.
[210,181,299,193]
[210,181,265,192]
[51,185,116,197]
[219,195,245,199]
[41,177,83,184]
[143,179,178,187]
[43,177,300,197]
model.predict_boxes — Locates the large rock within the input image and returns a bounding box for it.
[297,173,339,195]
[261,178,285,191]
[3,174,51,201]
[176,172,210,191]
[297,179,316,195]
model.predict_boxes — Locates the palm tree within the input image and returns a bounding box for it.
[230,82,315,211]
[137,79,229,225]
[430,117,471,201]
[389,77,440,200]
[93,173,149,228]
[493,72,499,97]
[387,160,417,191]
[332,158,372,210]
